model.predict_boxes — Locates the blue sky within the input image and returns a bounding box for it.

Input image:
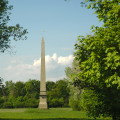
[0,0,102,82]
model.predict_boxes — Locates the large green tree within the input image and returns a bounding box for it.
[74,0,120,119]
[0,0,27,53]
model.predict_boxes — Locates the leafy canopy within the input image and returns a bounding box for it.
[0,0,27,53]
[75,0,120,88]
[74,0,120,119]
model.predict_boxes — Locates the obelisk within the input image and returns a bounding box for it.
[38,37,48,109]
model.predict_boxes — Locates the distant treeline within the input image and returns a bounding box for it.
[0,79,69,108]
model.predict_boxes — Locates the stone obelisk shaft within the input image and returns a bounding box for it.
[39,38,47,109]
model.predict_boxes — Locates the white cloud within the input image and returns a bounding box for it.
[57,55,74,65]
[0,53,74,82]
[34,53,74,66]
[52,53,57,61]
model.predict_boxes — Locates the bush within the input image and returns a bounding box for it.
[49,98,64,108]
[3,102,13,108]
[69,97,81,111]
[13,101,24,108]
[0,97,4,108]
[24,98,38,108]
[80,89,102,118]
[13,96,24,108]
[69,85,83,111]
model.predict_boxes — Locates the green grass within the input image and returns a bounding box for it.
[0,108,111,120]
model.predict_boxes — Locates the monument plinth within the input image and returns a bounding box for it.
[38,38,48,109]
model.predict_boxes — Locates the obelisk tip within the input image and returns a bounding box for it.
[42,37,44,42]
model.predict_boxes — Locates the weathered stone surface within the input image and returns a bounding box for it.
[38,38,48,109]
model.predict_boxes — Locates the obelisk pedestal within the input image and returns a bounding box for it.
[38,38,48,109]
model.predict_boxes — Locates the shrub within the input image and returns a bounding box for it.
[69,97,81,111]
[3,102,13,108]
[80,89,102,118]
[24,98,38,108]
[13,101,24,108]
[0,97,4,108]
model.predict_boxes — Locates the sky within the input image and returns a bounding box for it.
[0,0,102,83]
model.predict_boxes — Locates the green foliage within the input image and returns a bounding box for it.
[73,0,120,119]
[69,97,81,111]
[82,0,120,25]
[25,79,40,99]
[69,85,82,111]
[3,101,13,108]
[65,59,82,110]
[0,79,69,108]
[47,80,69,107]
[0,97,4,108]
[0,0,27,53]
[0,77,5,97]
[5,81,16,97]
[46,81,55,91]
[80,89,102,118]
[15,81,26,97]
[24,98,39,108]
[0,77,3,87]
[13,96,24,108]
[49,98,64,107]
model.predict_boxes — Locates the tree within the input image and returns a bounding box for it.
[65,60,83,110]
[15,81,26,97]
[47,79,70,107]
[5,80,16,97]
[0,77,6,98]
[25,79,40,99]
[73,0,120,119]
[3,80,16,108]
[46,81,55,91]
[0,79,70,108]
[0,77,3,88]
[2,79,40,108]
[0,1,27,106]
[0,0,27,53]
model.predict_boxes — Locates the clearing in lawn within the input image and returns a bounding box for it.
[0,108,111,120]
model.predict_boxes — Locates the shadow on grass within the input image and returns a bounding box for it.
[0,118,110,120]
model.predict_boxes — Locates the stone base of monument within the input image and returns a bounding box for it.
[39,95,48,109]
[39,103,48,109]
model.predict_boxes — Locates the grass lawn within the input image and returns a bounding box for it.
[0,108,111,120]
